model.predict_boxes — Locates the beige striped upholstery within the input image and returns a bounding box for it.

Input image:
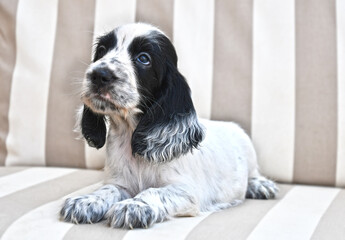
[1,0,345,187]
[0,167,344,239]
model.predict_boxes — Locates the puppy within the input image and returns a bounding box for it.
[61,23,278,229]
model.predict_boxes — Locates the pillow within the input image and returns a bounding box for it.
[0,0,344,187]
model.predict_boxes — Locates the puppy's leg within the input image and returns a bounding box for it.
[61,184,130,224]
[106,185,198,229]
[246,170,278,199]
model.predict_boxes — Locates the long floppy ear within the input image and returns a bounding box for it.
[131,62,205,163]
[81,105,106,149]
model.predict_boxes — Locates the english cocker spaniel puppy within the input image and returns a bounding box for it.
[61,23,278,229]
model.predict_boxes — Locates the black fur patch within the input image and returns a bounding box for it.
[127,32,172,110]
[81,105,106,149]
[93,30,117,62]
[129,32,204,162]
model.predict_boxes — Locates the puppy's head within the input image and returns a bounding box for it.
[81,23,204,162]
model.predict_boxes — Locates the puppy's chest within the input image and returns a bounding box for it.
[106,130,165,194]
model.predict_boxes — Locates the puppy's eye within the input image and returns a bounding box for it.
[97,45,107,57]
[136,53,151,65]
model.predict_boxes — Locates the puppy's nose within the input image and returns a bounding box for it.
[90,67,118,85]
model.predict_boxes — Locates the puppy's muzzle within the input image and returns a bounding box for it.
[89,66,119,87]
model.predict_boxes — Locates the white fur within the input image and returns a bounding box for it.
[105,117,260,211]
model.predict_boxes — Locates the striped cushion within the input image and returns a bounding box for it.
[1,0,345,187]
[0,167,344,239]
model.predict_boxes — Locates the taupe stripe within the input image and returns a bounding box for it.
[186,185,293,240]
[46,0,96,168]
[211,0,253,134]
[311,190,345,239]
[135,0,175,40]
[64,222,128,240]
[336,0,345,187]
[294,0,338,186]
[0,169,103,236]
[0,0,18,165]
[0,167,27,177]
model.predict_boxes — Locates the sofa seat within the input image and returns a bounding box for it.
[0,167,343,240]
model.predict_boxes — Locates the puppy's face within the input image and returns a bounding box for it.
[82,23,174,115]
[81,23,204,162]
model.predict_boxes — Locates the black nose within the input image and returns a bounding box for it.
[90,67,118,85]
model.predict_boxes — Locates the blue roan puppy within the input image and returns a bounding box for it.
[60,23,278,229]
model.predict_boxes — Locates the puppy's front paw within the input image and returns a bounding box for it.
[106,199,158,229]
[60,195,110,224]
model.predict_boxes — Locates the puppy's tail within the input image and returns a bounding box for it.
[246,176,278,199]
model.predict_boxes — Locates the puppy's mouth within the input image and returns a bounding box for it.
[95,92,115,104]
[83,91,122,114]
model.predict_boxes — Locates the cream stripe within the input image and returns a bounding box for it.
[336,0,345,187]
[85,143,107,170]
[173,0,214,119]
[5,0,58,166]
[251,0,295,182]
[64,219,127,240]
[247,186,340,240]
[1,183,102,240]
[0,167,76,198]
[85,0,137,169]
[0,167,27,177]
[123,212,212,240]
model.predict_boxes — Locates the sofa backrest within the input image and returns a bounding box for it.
[1,0,344,187]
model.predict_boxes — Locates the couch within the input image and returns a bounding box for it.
[1,0,344,239]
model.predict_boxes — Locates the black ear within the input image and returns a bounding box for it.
[81,105,106,149]
[131,62,205,162]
